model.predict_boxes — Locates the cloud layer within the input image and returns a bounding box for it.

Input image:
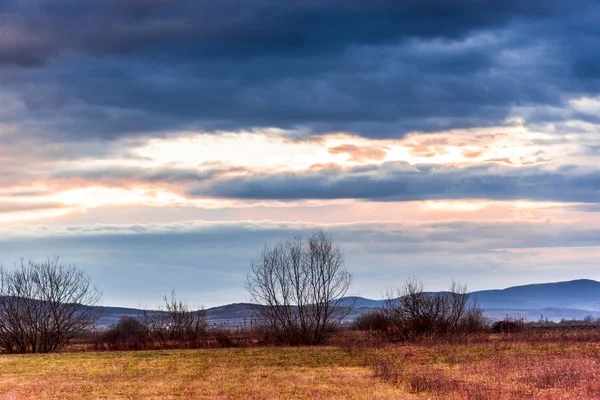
[197,163,600,203]
[1,0,600,141]
[2,218,599,307]
[2,1,600,305]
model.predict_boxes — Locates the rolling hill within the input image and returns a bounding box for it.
[96,279,600,327]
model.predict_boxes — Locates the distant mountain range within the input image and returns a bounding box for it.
[97,279,600,327]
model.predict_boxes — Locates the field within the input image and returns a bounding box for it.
[1,331,600,399]
[0,347,408,400]
[363,338,600,399]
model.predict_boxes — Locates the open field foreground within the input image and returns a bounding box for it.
[0,347,406,400]
[2,338,600,399]
[363,340,600,399]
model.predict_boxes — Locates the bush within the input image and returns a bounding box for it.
[352,310,390,332]
[213,329,237,348]
[492,318,526,333]
[382,278,488,340]
[457,306,490,334]
[141,291,207,348]
[96,316,151,351]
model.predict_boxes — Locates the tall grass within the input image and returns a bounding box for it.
[339,328,600,399]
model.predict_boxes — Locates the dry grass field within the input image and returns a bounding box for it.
[0,347,411,400]
[2,331,600,399]
[364,339,600,399]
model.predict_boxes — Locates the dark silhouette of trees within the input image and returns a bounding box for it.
[0,257,102,353]
[97,316,151,351]
[383,277,486,340]
[246,229,353,345]
[141,290,207,346]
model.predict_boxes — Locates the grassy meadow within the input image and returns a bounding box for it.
[0,347,409,399]
[365,339,600,399]
[2,331,600,399]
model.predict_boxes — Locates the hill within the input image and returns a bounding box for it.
[96,279,600,326]
[471,279,600,311]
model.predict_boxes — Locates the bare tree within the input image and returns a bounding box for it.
[0,257,102,353]
[384,278,484,340]
[141,290,207,346]
[246,229,353,345]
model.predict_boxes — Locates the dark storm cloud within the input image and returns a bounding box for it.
[1,0,599,141]
[0,0,569,66]
[192,163,600,203]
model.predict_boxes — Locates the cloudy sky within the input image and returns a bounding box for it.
[1,0,600,307]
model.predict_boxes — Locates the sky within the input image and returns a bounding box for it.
[1,0,600,308]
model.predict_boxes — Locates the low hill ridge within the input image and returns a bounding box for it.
[96,279,600,326]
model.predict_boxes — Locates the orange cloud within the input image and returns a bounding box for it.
[463,150,483,158]
[327,144,389,162]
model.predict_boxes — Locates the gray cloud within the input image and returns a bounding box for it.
[189,163,600,203]
[0,0,599,141]
[52,165,223,184]
[568,203,600,213]
[36,161,600,204]
[1,218,598,306]
[3,1,600,306]
[0,1,570,66]
[4,219,598,253]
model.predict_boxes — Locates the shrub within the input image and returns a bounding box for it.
[382,278,486,340]
[96,316,151,351]
[457,305,490,334]
[352,310,390,332]
[213,329,237,348]
[492,317,526,333]
[141,291,207,348]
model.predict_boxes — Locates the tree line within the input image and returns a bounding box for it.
[0,229,488,353]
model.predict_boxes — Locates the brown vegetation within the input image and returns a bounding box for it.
[0,347,413,400]
[140,290,207,347]
[381,278,488,341]
[3,329,600,399]
[94,291,212,351]
[2,247,600,398]
[246,229,353,345]
[0,258,102,354]
[341,328,600,399]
